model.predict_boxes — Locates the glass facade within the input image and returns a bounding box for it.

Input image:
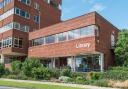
[0,37,23,49]
[75,55,100,72]
[31,25,97,47]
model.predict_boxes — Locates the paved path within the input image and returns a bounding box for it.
[0,78,119,89]
[0,86,25,89]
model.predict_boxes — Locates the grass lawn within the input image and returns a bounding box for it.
[0,80,86,89]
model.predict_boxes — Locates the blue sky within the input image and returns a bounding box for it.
[61,0,128,29]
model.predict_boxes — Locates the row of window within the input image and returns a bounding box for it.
[0,0,13,9]
[18,0,31,6]
[0,22,30,33]
[0,37,23,48]
[15,7,30,19]
[31,25,98,46]
[0,7,40,23]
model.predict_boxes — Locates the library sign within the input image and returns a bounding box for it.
[75,43,91,48]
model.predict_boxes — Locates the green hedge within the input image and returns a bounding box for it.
[103,67,128,80]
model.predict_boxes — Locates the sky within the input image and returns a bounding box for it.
[61,0,128,29]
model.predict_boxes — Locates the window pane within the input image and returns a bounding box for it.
[58,32,67,42]
[68,30,74,40]
[45,35,55,44]
[74,29,80,39]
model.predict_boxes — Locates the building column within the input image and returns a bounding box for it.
[52,58,56,68]
[0,54,4,64]
[100,53,104,72]
[72,56,76,72]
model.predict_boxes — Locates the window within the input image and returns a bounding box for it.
[18,0,31,5]
[34,2,40,10]
[0,2,3,9]
[34,15,40,23]
[74,29,80,39]
[44,0,50,4]
[111,33,115,47]
[0,8,14,21]
[2,37,12,48]
[45,35,55,44]
[4,0,12,6]
[30,25,98,47]
[14,22,20,30]
[57,32,67,42]
[80,26,94,37]
[50,0,58,8]
[14,7,30,19]
[68,30,74,40]
[14,37,23,48]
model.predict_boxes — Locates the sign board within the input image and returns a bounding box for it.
[76,43,91,48]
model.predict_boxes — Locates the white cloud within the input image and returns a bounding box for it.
[89,3,106,12]
[82,0,95,4]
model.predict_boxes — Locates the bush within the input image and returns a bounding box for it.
[60,66,72,77]
[90,72,103,80]
[50,68,60,78]
[11,61,22,74]
[21,58,42,77]
[32,67,52,80]
[71,72,87,78]
[103,67,128,80]
[0,64,5,77]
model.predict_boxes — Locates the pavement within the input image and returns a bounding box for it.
[0,78,119,89]
[0,86,25,89]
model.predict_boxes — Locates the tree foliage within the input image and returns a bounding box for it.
[21,58,42,77]
[115,29,128,66]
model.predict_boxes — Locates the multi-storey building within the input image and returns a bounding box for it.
[0,0,61,67]
[0,0,119,72]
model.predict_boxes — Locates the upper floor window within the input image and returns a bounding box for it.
[111,32,115,47]
[18,0,31,5]
[34,2,40,10]
[34,15,40,23]
[30,25,97,47]
[57,32,67,42]
[44,0,50,4]
[45,35,55,44]
[0,2,3,9]
[15,7,30,19]
[14,37,23,48]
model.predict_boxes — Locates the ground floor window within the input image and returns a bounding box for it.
[75,55,100,72]
[40,54,102,72]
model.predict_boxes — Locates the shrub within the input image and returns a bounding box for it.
[21,58,42,77]
[0,64,5,77]
[32,67,52,80]
[60,66,72,77]
[50,68,60,78]
[5,74,17,79]
[11,61,22,74]
[90,72,103,80]
[75,76,87,84]
[93,79,109,87]
[103,67,128,80]
[71,72,87,79]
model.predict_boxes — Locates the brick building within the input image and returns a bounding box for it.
[0,0,119,71]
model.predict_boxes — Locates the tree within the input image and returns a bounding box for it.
[21,58,42,77]
[115,29,128,66]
